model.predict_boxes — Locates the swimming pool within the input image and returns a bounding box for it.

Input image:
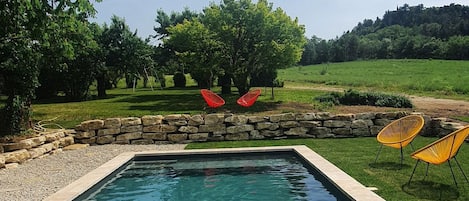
[45,146,384,201]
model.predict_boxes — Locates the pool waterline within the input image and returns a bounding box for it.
[45,145,385,201]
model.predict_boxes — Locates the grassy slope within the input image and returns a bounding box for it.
[278,59,469,100]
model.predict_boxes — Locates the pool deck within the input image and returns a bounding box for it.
[44,145,385,201]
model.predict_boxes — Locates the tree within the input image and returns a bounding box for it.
[0,0,98,135]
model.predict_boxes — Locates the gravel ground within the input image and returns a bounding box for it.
[0,144,186,201]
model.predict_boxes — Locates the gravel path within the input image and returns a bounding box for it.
[0,144,186,201]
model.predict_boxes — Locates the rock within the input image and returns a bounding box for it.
[249,130,265,140]
[353,128,371,136]
[225,115,248,125]
[299,121,322,128]
[80,119,104,131]
[260,130,282,137]
[40,143,55,153]
[356,112,376,120]
[285,127,308,136]
[225,132,249,141]
[104,118,121,128]
[4,149,31,164]
[256,122,279,130]
[188,115,205,126]
[332,128,352,136]
[98,128,121,136]
[121,125,143,133]
[204,114,225,125]
[116,132,142,141]
[370,126,384,136]
[351,119,374,128]
[226,125,254,134]
[323,120,351,128]
[74,130,96,139]
[44,132,64,142]
[248,116,266,123]
[374,119,393,126]
[131,139,154,145]
[310,127,332,137]
[332,114,355,121]
[295,113,317,121]
[279,121,300,128]
[28,147,47,159]
[0,154,5,168]
[121,117,141,127]
[96,135,115,145]
[141,115,164,126]
[168,120,188,126]
[178,126,199,133]
[2,141,34,152]
[77,137,96,144]
[59,136,74,147]
[269,113,295,122]
[199,124,226,134]
[5,163,19,169]
[164,114,186,121]
[167,134,188,142]
[142,133,167,140]
[143,124,178,133]
[188,133,209,141]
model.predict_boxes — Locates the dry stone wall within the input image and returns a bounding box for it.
[73,112,467,145]
[0,130,75,169]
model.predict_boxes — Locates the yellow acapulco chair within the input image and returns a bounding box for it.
[374,115,425,166]
[408,125,469,186]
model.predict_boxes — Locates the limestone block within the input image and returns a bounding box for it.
[225,115,248,125]
[104,118,121,128]
[332,114,355,121]
[45,132,63,142]
[64,129,76,136]
[356,112,376,120]
[285,127,308,136]
[0,155,5,168]
[269,113,295,122]
[98,128,121,136]
[225,132,249,141]
[188,115,205,126]
[51,140,60,150]
[96,135,115,145]
[178,126,198,133]
[353,128,371,136]
[205,114,225,125]
[168,134,188,142]
[142,133,167,141]
[310,127,332,137]
[168,120,188,126]
[141,115,164,126]
[40,143,55,153]
[300,121,322,128]
[121,125,142,133]
[59,136,75,147]
[199,124,226,134]
[121,117,141,127]
[131,139,154,145]
[295,113,317,121]
[370,126,384,136]
[116,132,142,141]
[315,112,333,120]
[143,124,178,133]
[260,130,282,137]
[208,134,224,141]
[4,149,31,164]
[374,119,393,126]
[249,130,265,140]
[0,145,3,153]
[80,119,105,131]
[2,140,34,152]
[28,147,47,159]
[77,137,96,144]
[440,122,463,130]
[226,125,254,134]
[323,120,351,128]
[332,128,352,135]
[256,122,279,130]
[75,130,96,139]
[279,121,300,128]
[164,114,186,121]
[351,119,374,128]
[188,133,209,141]
[248,116,266,123]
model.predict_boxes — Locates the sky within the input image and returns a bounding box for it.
[90,0,468,42]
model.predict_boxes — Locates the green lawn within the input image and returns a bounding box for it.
[186,137,469,201]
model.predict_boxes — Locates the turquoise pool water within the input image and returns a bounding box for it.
[81,152,345,201]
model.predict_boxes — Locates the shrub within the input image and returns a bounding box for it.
[315,89,413,108]
[173,72,186,88]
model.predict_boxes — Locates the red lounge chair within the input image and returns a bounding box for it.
[237,89,261,107]
[200,89,225,108]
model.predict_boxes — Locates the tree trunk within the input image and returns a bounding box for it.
[96,74,107,98]
[219,73,232,94]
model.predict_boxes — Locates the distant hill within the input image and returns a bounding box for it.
[300,4,469,65]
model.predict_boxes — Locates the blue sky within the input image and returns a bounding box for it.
[91,0,468,41]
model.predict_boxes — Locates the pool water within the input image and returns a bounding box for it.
[82,153,342,201]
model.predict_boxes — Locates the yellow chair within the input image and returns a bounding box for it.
[408,126,469,186]
[374,115,425,165]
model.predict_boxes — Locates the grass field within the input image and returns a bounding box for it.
[278,59,469,100]
[186,137,469,201]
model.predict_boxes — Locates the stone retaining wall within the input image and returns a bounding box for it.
[0,130,75,169]
[72,112,466,145]
[1,112,466,169]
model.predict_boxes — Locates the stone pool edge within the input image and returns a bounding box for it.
[44,146,384,201]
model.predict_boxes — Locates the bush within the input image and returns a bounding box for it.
[315,89,413,108]
[173,72,186,88]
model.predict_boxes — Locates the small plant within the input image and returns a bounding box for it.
[315,89,413,108]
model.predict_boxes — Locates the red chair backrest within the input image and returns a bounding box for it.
[200,89,225,108]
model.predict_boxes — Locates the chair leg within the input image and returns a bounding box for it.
[408,160,421,184]
[448,160,458,186]
[374,144,383,163]
[454,157,469,183]
[424,162,429,181]
[410,142,415,151]
[400,147,404,167]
